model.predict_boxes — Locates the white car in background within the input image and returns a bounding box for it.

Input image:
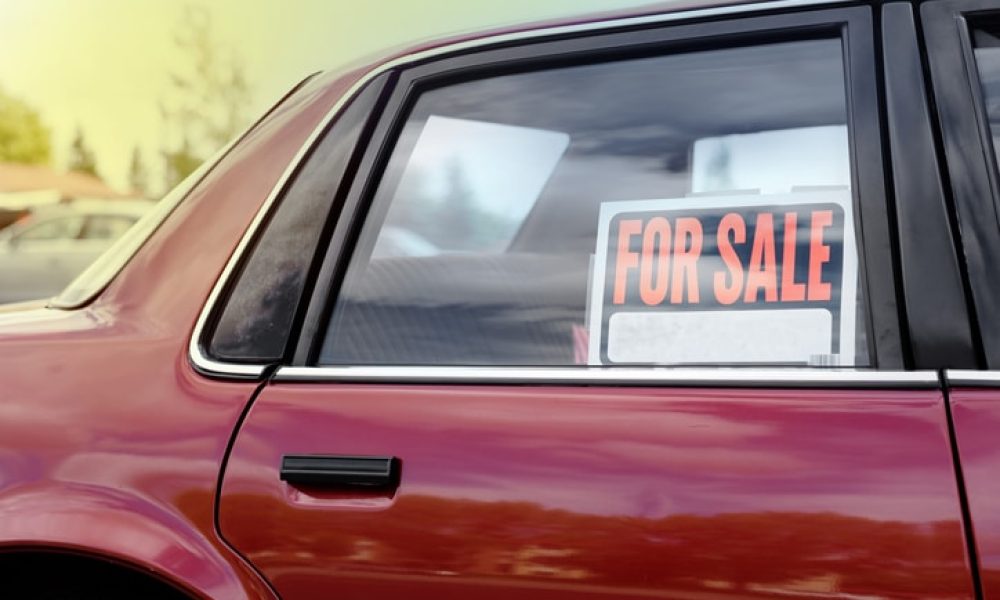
[0,201,153,304]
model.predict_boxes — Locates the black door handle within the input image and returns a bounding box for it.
[280,455,400,489]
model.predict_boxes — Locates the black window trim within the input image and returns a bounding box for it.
[922,0,1000,370]
[198,74,392,367]
[881,1,978,369]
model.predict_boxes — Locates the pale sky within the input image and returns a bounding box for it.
[0,0,657,194]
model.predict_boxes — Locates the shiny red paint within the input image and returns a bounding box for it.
[0,67,369,597]
[0,3,986,599]
[948,389,1000,598]
[220,384,974,599]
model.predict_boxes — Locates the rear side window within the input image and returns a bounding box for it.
[205,78,387,363]
[320,37,873,367]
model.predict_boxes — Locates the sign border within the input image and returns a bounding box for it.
[586,190,859,366]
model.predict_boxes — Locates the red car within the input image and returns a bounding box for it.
[6,0,1000,597]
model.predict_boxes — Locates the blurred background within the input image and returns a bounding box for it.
[0,0,652,304]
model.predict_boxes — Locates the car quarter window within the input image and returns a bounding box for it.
[204,78,387,363]
[318,36,879,368]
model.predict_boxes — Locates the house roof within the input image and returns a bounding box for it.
[0,162,135,199]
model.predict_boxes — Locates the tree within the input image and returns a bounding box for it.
[0,87,51,165]
[159,4,252,190]
[67,127,99,177]
[162,137,202,193]
[127,146,149,195]
[438,159,477,251]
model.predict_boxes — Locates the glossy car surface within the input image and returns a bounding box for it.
[3,1,1000,599]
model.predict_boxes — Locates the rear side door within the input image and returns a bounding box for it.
[923,0,1000,595]
[208,5,979,598]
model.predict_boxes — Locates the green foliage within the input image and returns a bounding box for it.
[67,127,99,177]
[162,138,202,192]
[0,87,51,165]
[127,146,149,195]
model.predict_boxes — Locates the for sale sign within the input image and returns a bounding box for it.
[586,190,857,366]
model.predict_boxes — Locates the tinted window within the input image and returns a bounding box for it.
[321,38,870,367]
[206,79,385,363]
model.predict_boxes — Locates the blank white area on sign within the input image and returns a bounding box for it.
[607,309,833,364]
[691,125,849,194]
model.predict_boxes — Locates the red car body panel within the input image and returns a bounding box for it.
[0,67,368,598]
[220,384,974,599]
[950,389,1000,598]
[0,2,990,599]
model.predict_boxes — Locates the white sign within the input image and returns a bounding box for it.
[587,190,857,366]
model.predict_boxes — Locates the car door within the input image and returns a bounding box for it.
[922,1,1000,596]
[206,4,979,599]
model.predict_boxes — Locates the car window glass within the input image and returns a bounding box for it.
[15,216,83,242]
[205,79,386,363]
[321,38,871,367]
[82,216,137,240]
[373,116,570,258]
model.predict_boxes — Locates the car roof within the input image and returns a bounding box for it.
[311,0,823,87]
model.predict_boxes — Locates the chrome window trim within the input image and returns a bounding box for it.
[946,370,1000,387]
[274,366,939,388]
[191,0,859,380]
